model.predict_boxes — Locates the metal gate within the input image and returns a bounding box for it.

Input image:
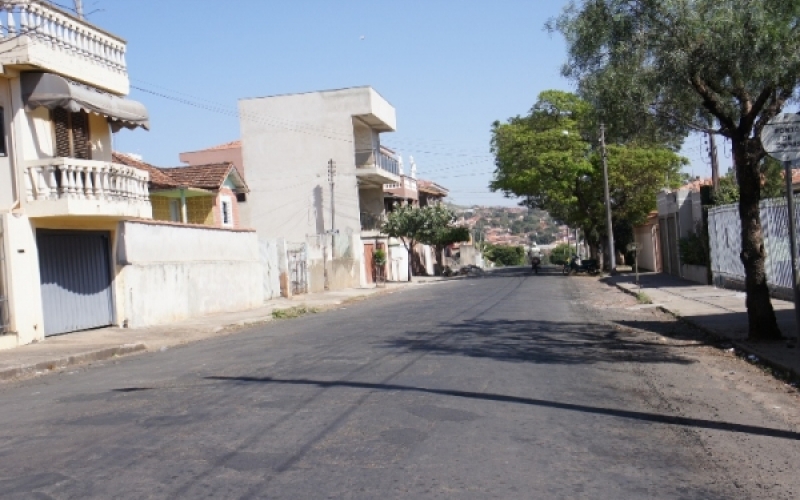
[37,231,114,336]
[287,244,308,295]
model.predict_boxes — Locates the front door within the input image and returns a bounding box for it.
[363,243,375,284]
[37,231,114,336]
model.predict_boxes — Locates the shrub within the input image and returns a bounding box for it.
[679,232,707,266]
[549,243,573,265]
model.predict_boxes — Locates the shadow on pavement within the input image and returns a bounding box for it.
[381,319,695,366]
[205,375,800,441]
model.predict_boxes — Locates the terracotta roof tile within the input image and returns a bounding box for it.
[112,152,178,188]
[160,163,233,190]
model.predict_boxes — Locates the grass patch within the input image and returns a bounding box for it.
[636,292,653,304]
[271,305,319,320]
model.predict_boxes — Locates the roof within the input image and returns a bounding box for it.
[112,152,178,188]
[195,140,241,152]
[678,177,713,192]
[162,163,243,191]
[417,179,449,196]
[113,152,248,192]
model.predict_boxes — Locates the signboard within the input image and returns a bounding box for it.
[761,113,800,162]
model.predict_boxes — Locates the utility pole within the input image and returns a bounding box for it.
[601,122,616,273]
[328,159,336,235]
[74,0,84,19]
[708,119,720,190]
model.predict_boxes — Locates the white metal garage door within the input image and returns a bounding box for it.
[37,231,114,336]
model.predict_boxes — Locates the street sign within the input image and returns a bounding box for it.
[761,113,800,162]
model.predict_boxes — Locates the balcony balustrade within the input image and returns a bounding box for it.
[24,157,151,218]
[360,211,385,232]
[0,0,128,94]
[355,148,400,187]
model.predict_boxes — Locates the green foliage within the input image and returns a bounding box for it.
[549,243,573,265]
[712,173,740,205]
[636,292,653,305]
[490,90,686,250]
[551,0,800,339]
[679,232,708,266]
[372,248,387,266]
[272,306,319,320]
[761,157,785,200]
[483,244,525,266]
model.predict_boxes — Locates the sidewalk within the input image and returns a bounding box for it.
[606,272,800,379]
[0,278,450,382]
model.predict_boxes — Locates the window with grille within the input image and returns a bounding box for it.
[220,196,233,227]
[52,108,91,159]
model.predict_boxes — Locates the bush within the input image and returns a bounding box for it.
[549,243,573,265]
[483,244,525,266]
[679,232,707,266]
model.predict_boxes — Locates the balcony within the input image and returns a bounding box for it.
[0,1,128,94]
[355,148,400,187]
[24,158,152,219]
[360,210,385,233]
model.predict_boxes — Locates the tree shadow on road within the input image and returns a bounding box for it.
[381,318,696,366]
[205,375,800,441]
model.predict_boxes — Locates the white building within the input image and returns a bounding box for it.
[238,86,402,290]
[0,1,263,348]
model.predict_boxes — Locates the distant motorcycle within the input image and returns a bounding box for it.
[562,256,599,276]
[531,256,541,274]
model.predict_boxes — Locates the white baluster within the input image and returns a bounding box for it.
[7,8,16,36]
[19,4,28,33]
[83,164,94,200]
[45,164,58,200]
[93,165,104,200]
[98,165,108,200]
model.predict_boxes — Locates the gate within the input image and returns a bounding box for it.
[37,231,114,336]
[287,244,308,295]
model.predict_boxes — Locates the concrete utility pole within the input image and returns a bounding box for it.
[708,120,720,190]
[74,0,84,19]
[601,122,616,272]
[328,159,336,235]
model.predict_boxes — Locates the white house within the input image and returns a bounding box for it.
[238,86,401,290]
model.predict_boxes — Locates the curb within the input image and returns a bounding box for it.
[0,343,147,382]
[607,280,800,383]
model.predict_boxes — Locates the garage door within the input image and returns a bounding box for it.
[37,231,114,336]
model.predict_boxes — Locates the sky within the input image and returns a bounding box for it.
[79,0,714,207]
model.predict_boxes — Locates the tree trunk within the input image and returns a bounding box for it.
[407,244,413,282]
[734,137,782,341]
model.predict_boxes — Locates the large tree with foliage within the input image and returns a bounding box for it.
[551,0,800,340]
[381,204,469,280]
[490,90,685,263]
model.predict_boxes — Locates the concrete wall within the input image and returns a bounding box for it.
[634,223,659,272]
[259,237,281,300]
[117,221,263,328]
[1,213,44,348]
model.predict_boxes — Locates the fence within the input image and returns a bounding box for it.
[708,197,800,298]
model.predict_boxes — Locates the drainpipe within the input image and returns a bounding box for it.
[180,188,187,224]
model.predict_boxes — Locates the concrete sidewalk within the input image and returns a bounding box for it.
[0,278,451,382]
[606,272,800,379]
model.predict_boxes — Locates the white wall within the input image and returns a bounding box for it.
[2,213,45,348]
[118,221,263,328]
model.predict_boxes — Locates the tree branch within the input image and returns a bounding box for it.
[689,74,736,133]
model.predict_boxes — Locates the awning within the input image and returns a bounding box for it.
[21,72,149,131]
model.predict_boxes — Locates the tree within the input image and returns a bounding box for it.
[551,0,800,340]
[381,204,469,280]
[484,244,525,266]
[549,243,573,265]
[490,90,685,265]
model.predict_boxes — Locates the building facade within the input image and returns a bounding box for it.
[238,86,401,290]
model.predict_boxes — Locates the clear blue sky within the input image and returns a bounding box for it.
[86,0,708,207]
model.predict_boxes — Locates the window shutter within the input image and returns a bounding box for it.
[71,111,91,159]
[53,108,71,158]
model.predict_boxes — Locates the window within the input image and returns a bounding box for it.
[220,196,233,227]
[236,192,247,203]
[52,108,91,159]
[169,199,181,222]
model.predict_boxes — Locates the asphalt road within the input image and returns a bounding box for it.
[0,268,798,499]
